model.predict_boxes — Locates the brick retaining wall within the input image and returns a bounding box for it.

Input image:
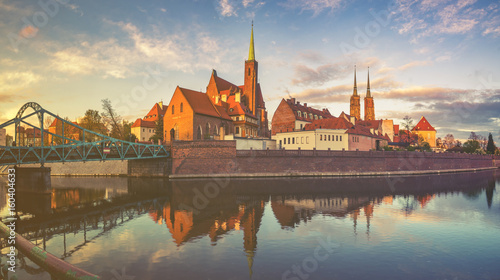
[171,141,497,177]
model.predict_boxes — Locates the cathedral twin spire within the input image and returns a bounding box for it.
[350,66,375,121]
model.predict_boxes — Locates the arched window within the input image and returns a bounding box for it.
[225,124,229,135]
[214,125,218,136]
[171,105,175,114]
[180,103,183,113]
[297,111,301,117]
[248,67,251,76]
[173,124,179,141]
[197,126,202,140]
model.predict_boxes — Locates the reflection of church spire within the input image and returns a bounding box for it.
[363,204,374,240]
[351,209,359,237]
[241,201,265,279]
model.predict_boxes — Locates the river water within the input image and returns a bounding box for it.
[1,170,499,280]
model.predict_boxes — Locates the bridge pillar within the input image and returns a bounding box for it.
[14,166,51,193]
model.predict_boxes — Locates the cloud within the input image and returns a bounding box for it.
[218,0,238,17]
[243,0,255,8]
[393,0,496,41]
[398,60,433,70]
[0,71,41,92]
[280,0,345,16]
[290,57,380,87]
[19,25,39,38]
[44,21,229,79]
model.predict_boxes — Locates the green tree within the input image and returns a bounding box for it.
[81,109,106,142]
[122,120,136,142]
[149,116,164,143]
[463,140,481,154]
[486,133,496,154]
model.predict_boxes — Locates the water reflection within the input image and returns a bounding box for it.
[0,170,498,280]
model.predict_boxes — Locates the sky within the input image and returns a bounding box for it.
[1,0,499,141]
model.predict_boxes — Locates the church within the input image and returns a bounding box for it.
[163,25,269,142]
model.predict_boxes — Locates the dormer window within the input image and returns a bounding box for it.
[297,111,301,117]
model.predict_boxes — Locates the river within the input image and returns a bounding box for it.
[1,170,499,280]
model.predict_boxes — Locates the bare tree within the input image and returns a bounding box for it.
[101,99,123,139]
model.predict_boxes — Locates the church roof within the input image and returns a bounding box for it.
[412,116,436,132]
[285,98,333,121]
[212,72,240,92]
[179,87,232,120]
[226,95,256,118]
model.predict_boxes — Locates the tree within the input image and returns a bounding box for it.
[122,120,136,142]
[401,115,414,147]
[81,109,106,142]
[444,134,455,148]
[486,133,497,154]
[149,115,164,143]
[463,140,481,154]
[101,99,123,139]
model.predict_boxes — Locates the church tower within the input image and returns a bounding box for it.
[244,23,258,115]
[364,67,375,121]
[350,66,361,120]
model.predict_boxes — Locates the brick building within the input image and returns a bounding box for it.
[163,24,270,141]
[412,116,437,147]
[272,117,389,151]
[48,118,82,144]
[132,101,167,141]
[271,98,333,135]
[164,87,233,141]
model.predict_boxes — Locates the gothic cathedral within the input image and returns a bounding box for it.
[350,67,375,121]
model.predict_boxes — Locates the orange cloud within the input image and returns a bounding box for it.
[20,25,39,38]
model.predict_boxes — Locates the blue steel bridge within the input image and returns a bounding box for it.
[0,102,169,167]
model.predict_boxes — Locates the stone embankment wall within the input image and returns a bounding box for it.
[170,141,498,178]
[19,161,128,176]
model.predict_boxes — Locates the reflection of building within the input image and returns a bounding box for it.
[149,190,266,277]
[416,194,435,208]
[0,128,6,146]
[50,188,106,209]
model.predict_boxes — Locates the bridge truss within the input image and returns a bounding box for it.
[0,102,169,166]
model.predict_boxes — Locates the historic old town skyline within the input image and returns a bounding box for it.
[1,0,499,141]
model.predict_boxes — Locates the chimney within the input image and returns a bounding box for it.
[297,101,300,105]
[291,98,296,104]
[159,101,163,110]
[235,92,241,103]
[304,103,307,107]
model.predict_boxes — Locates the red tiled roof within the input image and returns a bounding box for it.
[144,102,167,122]
[285,98,333,122]
[214,75,239,92]
[304,117,353,130]
[179,87,231,120]
[226,95,256,118]
[132,118,156,128]
[357,120,381,129]
[412,116,436,132]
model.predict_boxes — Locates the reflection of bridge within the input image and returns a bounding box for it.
[0,102,169,166]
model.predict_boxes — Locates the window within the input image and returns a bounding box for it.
[328,135,331,141]
[180,103,183,113]
[248,67,251,76]
[149,129,151,133]
[172,105,175,114]
[306,136,309,144]
[301,137,304,144]
[236,127,240,134]
[197,126,202,140]
[280,140,282,147]
[340,135,342,141]
[336,135,338,141]
[292,138,295,144]
[297,111,301,117]
[288,138,290,144]
[143,129,145,132]
[320,135,322,141]
[300,124,303,130]
[314,115,318,120]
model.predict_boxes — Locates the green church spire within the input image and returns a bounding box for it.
[248,22,255,61]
